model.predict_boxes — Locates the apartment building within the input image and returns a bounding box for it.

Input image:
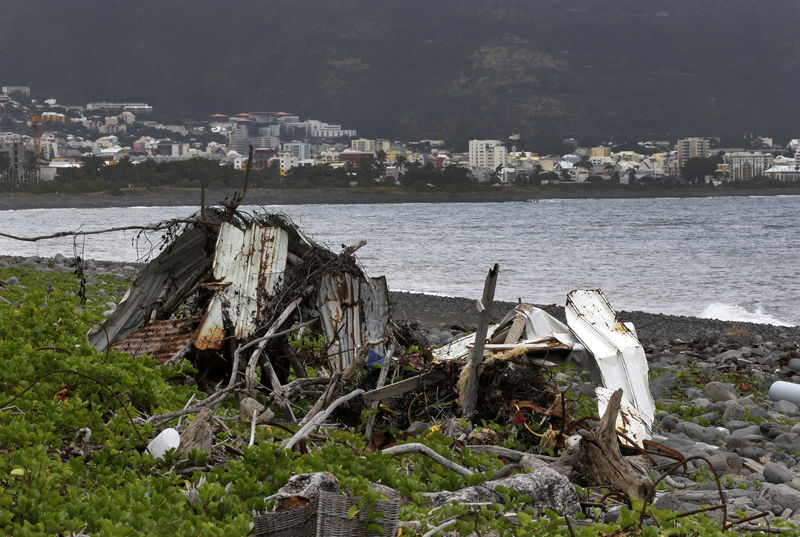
[468,139,507,170]
[676,137,710,172]
[350,138,375,153]
[724,152,774,181]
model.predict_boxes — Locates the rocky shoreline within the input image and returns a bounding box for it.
[4,253,800,528]
[2,185,800,210]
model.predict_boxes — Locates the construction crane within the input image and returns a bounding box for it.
[26,114,69,161]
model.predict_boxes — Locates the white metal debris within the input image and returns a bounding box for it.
[195,223,288,350]
[316,273,363,371]
[432,327,495,362]
[565,289,656,447]
[361,276,389,356]
[595,387,651,449]
[495,304,589,365]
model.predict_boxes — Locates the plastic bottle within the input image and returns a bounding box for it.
[768,381,800,404]
[146,428,180,459]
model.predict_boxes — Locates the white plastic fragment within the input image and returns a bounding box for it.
[146,428,180,459]
[769,381,800,404]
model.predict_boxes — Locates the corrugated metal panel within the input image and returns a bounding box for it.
[112,315,202,363]
[87,226,209,353]
[361,276,389,356]
[565,289,655,447]
[195,223,288,350]
[316,273,362,371]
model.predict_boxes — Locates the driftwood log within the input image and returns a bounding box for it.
[176,408,215,457]
[551,388,651,500]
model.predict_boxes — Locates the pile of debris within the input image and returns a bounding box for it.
[84,206,762,535]
[89,207,390,399]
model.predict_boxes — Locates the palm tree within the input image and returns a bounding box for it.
[22,154,38,183]
[0,153,10,182]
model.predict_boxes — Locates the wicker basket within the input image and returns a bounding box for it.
[252,492,400,537]
[253,497,318,537]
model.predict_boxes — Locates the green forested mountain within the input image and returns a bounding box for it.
[2,0,799,145]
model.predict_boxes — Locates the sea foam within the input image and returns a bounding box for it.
[700,302,794,327]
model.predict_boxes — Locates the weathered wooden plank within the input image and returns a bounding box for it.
[503,303,532,343]
[361,370,446,405]
[461,264,499,417]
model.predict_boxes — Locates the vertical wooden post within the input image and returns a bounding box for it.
[365,345,395,438]
[461,263,499,417]
[200,177,206,220]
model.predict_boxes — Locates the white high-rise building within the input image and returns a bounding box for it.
[468,139,507,170]
[725,152,774,181]
[676,137,710,173]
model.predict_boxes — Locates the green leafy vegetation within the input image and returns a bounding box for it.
[1,267,794,536]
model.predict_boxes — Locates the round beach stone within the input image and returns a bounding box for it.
[707,452,743,475]
[732,425,762,439]
[767,484,800,513]
[789,359,800,373]
[704,381,738,402]
[726,420,751,431]
[722,402,746,422]
[776,400,800,415]
[774,433,800,453]
[653,492,681,512]
[692,398,712,410]
[719,349,744,361]
[652,372,679,390]
[764,463,794,484]
[741,446,766,461]
[674,421,729,444]
[696,412,720,426]
[660,414,680,431]
[763,423,793,438]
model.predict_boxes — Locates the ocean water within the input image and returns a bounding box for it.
[1,196,798,326]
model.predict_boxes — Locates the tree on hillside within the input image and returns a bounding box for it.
[82,155,106,179]
[0,153,11,181]
[22,154,38,182]
[394,154,408,170]
[681,156,721,183]
[375,149,387,176]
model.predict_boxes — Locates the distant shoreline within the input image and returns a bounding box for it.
[1,185,799,210]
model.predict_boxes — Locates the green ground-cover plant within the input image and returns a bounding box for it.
[1,268,796,536]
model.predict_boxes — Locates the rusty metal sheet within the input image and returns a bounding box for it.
[316,273,362,371]
[195,223,288,350]
[87,226,209,353]
[565,289,655,447]
[361,276,389,356]
[112,315,202,363]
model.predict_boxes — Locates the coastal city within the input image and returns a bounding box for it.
[5,1,800,533]
[2,85,800,188]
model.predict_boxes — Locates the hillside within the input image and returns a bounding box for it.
[2,0,799,144]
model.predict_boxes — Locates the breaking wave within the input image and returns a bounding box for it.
[700,302,794,327]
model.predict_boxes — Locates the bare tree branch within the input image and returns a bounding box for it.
[0,220,199,242]
[381,443,473,477]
